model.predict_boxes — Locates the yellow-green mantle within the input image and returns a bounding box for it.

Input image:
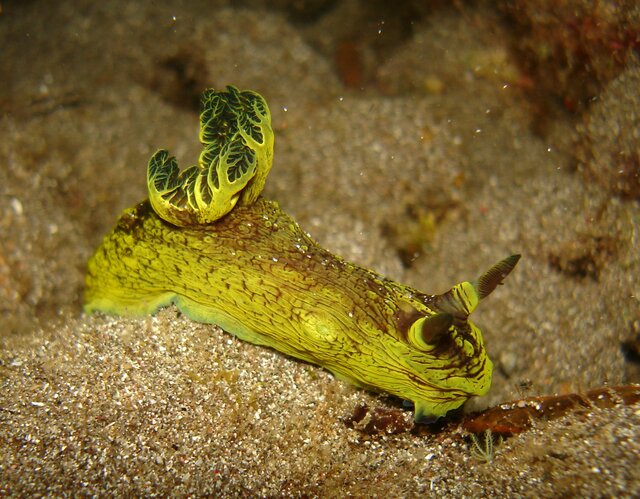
[84,86,519,421]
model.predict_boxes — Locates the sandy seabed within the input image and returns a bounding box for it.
[1,1,639,496]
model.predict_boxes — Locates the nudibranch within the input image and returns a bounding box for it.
[85,86,520,422]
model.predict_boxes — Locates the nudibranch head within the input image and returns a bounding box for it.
[388,255,520,421]
[147,86,274,227]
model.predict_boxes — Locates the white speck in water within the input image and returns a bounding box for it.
[283,106,288,112]
[272,257,278,262]
[10,198,23,216]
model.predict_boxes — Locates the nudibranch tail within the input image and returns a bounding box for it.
[147,85,274,227]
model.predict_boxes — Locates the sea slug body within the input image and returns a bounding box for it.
[85,86,519,422]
